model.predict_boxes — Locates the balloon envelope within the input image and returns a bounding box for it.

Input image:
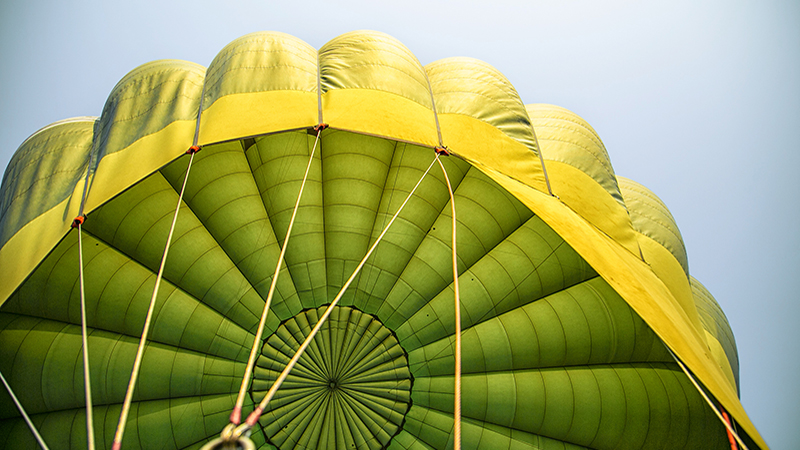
[0,31,764,450]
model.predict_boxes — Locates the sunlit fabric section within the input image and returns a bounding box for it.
[426,58,537,154]
[319,31,439,147]
[617,176,704,338]
[692,277,740,393]
[525,103,639,258]
[617,176,689,276]
[0,30,767,450]
[199,31,319,144]
[525,104,622,207]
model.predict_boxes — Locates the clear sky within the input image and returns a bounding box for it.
[1,1,797,448]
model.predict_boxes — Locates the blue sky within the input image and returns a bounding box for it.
[1,1,798,448]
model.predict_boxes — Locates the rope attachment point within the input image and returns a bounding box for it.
[434,146,450,156]
[71,216,85,228]
[186,145,201,155]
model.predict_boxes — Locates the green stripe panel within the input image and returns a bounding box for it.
[245,131,327,308]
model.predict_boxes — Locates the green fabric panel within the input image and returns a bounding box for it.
[320,132,396,302]
[319,31,432,108]
[344,141,470,316]
[426,58,538,155]
[410,364,730,449]
[378,165,529,332]
[1,231,254,361]
[0,314,246,415]
[160,140,304,331]
[618,176,690,276]
[0,394,254,450]
[407,277,670,378]
[94,60,204,161]
[394,214,594,352]
[526,104,625,208]
[0,118,95,248]
[203,32,317,111]
[83,170,276,334]
[691,276,740,389]
[245,131,327,308]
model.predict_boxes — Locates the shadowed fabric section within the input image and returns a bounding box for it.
[252,306,411,450]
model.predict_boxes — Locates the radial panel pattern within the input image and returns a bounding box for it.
[252,306,411,449]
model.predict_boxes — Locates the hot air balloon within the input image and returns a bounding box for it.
[0,31,766,450]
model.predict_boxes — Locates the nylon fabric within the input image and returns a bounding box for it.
[319,31,432,109]
[427,58,538,155]
[199,32,319,145]
[618,176,690,276]
[692,277,740,392]
[0,30,768,450]
[526,104,624,208]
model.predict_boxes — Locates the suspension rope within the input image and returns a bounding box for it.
[72,138,97,450]
[111,146,199,450]
[223,153,440,443]
[71,217,95,450]
[435,151,461,450]
[229,125,324,426]
[0,369,49,450]
[666,346,749,450]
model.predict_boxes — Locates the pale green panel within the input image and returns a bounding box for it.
[319,30,433,108]
[0,394,251,450]
[426,58,537,154]
[0,314,246,417]
[351,143,471,316]
[527,104,625,208]
[691,277,740,388]
[160,140,302,332]
[0,231,253,362]
[0,118,95,248]
[245,131,327,309]
[203,31,318,110]
[378,167,532,331]
[618,176,690,276]
[84,172,267,333]
[412,364,731,449]
[321,132,395,303]
[407,277,670,378]
[95,60,204,160]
